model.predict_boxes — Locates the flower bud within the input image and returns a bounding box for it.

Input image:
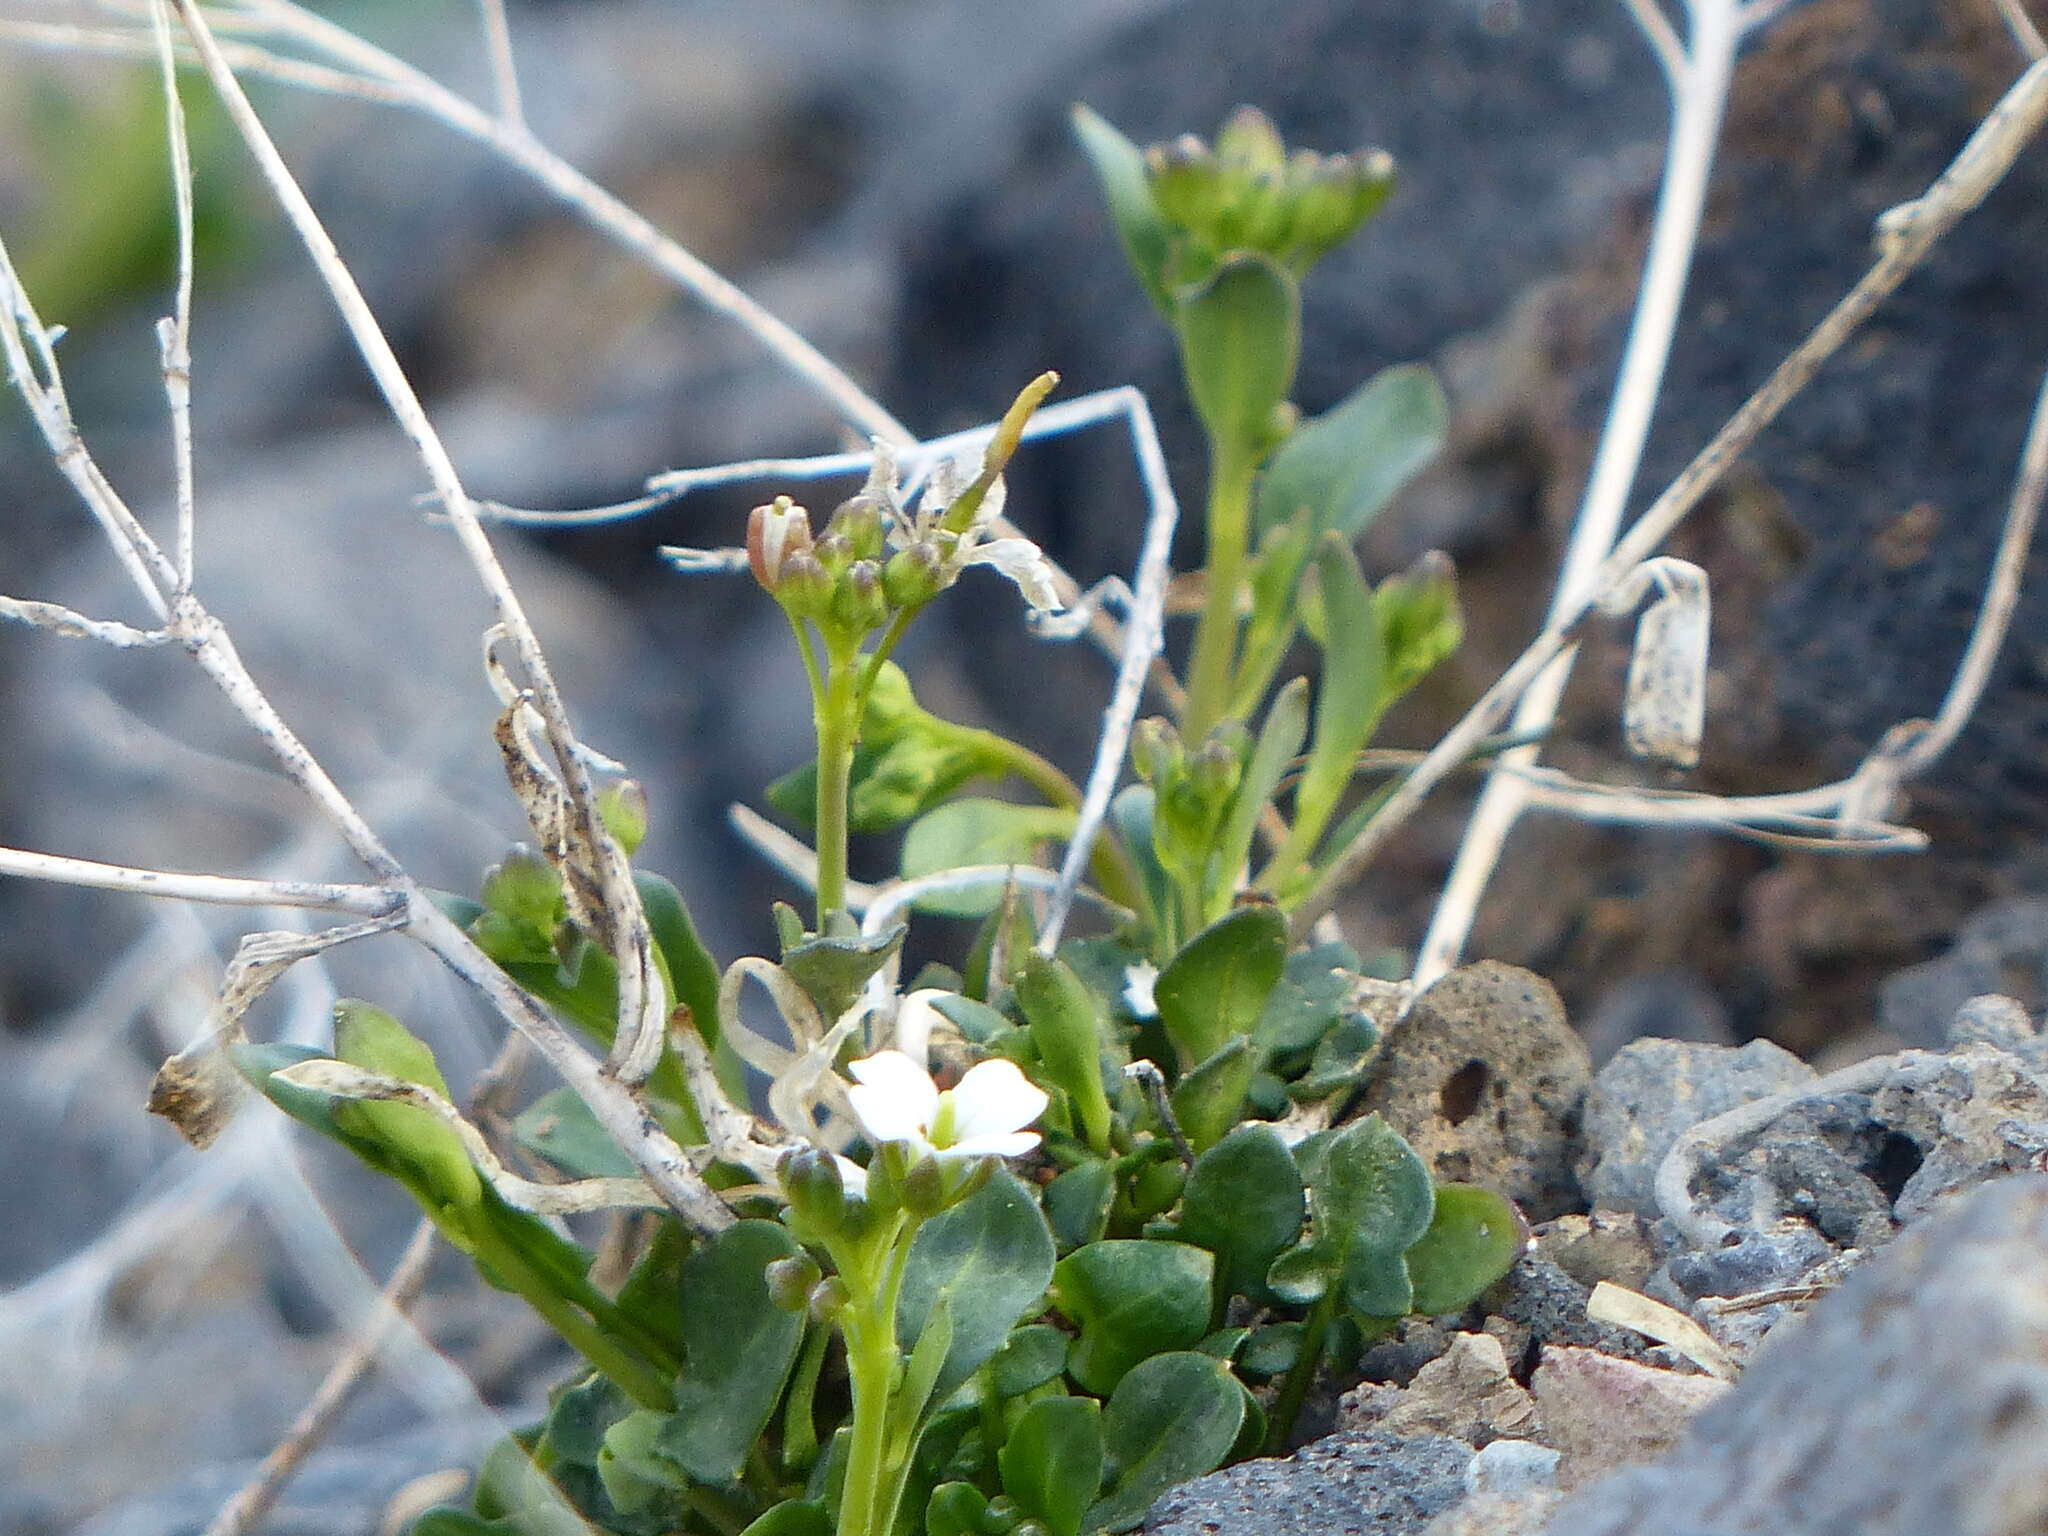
[778,1146,847,1238]
[807,1274,851,1323]
[776,550,834,616]
[479,843,561,927]
[883,540,946,610]
[1130,717,1183,785]
[827,492,889,563]
[829,559,889,637]
[811,531,854,577]
[1189,736,1244,807]
[747,496,813,590]
[766,1253,824,1312]
[899,1152,947,1218]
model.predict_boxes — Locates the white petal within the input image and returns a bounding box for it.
[890,989,948,1069]
[969,538,1064,612]
[847,1049,940,1143]
[833,1153,871,1196]
[1123,961,1160,1020]
[946,1057,1049,1141]
[919,453,971,519]
[949,1130,1042,1160]
[972,473,1008,531]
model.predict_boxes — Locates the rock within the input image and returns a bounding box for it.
[1657,1046,2048,1308]
[1577,1038,1813,1218]
[1481,1256,1660,1377]
[1536,1175,2048,1536]
[1356,963,1590,1221]
[1341,1333,1539,1446]
[1948,993,2040,1053]
[1528,1346,1728,1489]
[1528,1212,1657,1294]
[1879,899,2048,1050]
[1142,1428,1474,1536]
[1421,1443,1562,1536]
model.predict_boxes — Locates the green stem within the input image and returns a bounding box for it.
[1265,1289,1335,1455]
[783,1320,832,1474]
[471,1226,672,1410]
[1182,451,1258,740]
[814,657,861,926]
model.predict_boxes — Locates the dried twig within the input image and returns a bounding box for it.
[1292,55,2048,941]
[0,845,402,914]
[198,1221,438,1536]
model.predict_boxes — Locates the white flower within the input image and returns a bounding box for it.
[865,441,1065,614]
[845,1049,1047,1165]
[1122,960,1160,1020]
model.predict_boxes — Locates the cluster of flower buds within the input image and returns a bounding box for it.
[1132,716,1249,861]
[744,377,1065,649]
[1144,106,1394,281]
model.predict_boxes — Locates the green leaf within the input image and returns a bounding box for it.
[659,1221,805,1484]
[1016,951,1116,1156]
[779,922,907,1023]
[926,1481,994,1536]
[1373,552,1463,708]
[1086,1353,1246,1533]
[331,1000,483,1211]
[897,1170,1058,1402]
[1053,1240,1214,1396]
[637,872,741,1102]
[1175,1124,1306,1303]
[514,1087,637,1180]
[598,1408,684,1516]
[1153,904,1287,1075]
[1404,1184,1523,1317]
[1285,1013,1381,1103]
[1072,104,1173,313]
[543,1374,629,1468]
[1001,1397,1104,1536]
[736,1501,833,1536]
[1044,1160,1117,1253]
[1254,941,1364,1059]
[1262,1242,1334,1306]
[901,799,1078,917]
[1236,1321,1304,1380]
[1175,252,1299,461]
[1304,1115,1434,1323]
[1169,1036,1257,1155]
[988,1323,1071,1399]
[1227,519,1317,723]
[895,1291,957,1427]
[1273,536,1386,892]
[1209,678,1309,914]
[1108,784,1173,941]
[1252,364,1447,542]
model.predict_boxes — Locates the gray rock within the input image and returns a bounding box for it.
[1481,1257,1660,1374]
[1143,1428,1473,1536]
[1879,898,2048,1050]
[1357,963,1590,1222]
[1578,1038,1813,1218]
[1340,1333,1538,1447]
[1528,1347,1728,1490]
[1658,1046,2048,1304]
[1537,1175,2048,1536]
[1465,1441,1560,1499]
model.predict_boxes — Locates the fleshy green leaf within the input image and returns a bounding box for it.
[1175,251,1299,462]
[514,1087,636,1180]
[1300,1114,1434,1324]
[1286,1013,1381,1103]
[1404,1184,1523,1316]
[1054,1240,1214,1396]
[1373,552,1463,708]
[1254,940,1364,1059]
[926,1481,994,1536]
[1016,951,1116,1156]
[779,922,907,1023]
[1153,904,1287,1075]
[900,799,1077,917]
[1072,105,1174,313]
[1169,1035,1257,1155]
[1000,1396,1104,1536]
[659,1221,804,1484]
[1209,678,1310,913]
[1175,1124,1306,1303]
[988,1323,1072,1399]
[896,1170,1058,1402]
[1252,363,1447,542]
[1044,1160,1117,1252]
[736,1502,833,1536]
[1086,1353,1246,1533]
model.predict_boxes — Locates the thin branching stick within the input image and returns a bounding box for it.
[1418,0,1752,988]
[0,845,402,914]
[1291,54,2048,941]
[148,0,198,591]
[169,0,666,1088]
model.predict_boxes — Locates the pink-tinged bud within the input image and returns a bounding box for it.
[747,496,812,590]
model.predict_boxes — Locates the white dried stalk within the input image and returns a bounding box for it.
[1296,54,2048,942]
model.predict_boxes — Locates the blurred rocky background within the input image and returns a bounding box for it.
[0,0,2044,1530]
